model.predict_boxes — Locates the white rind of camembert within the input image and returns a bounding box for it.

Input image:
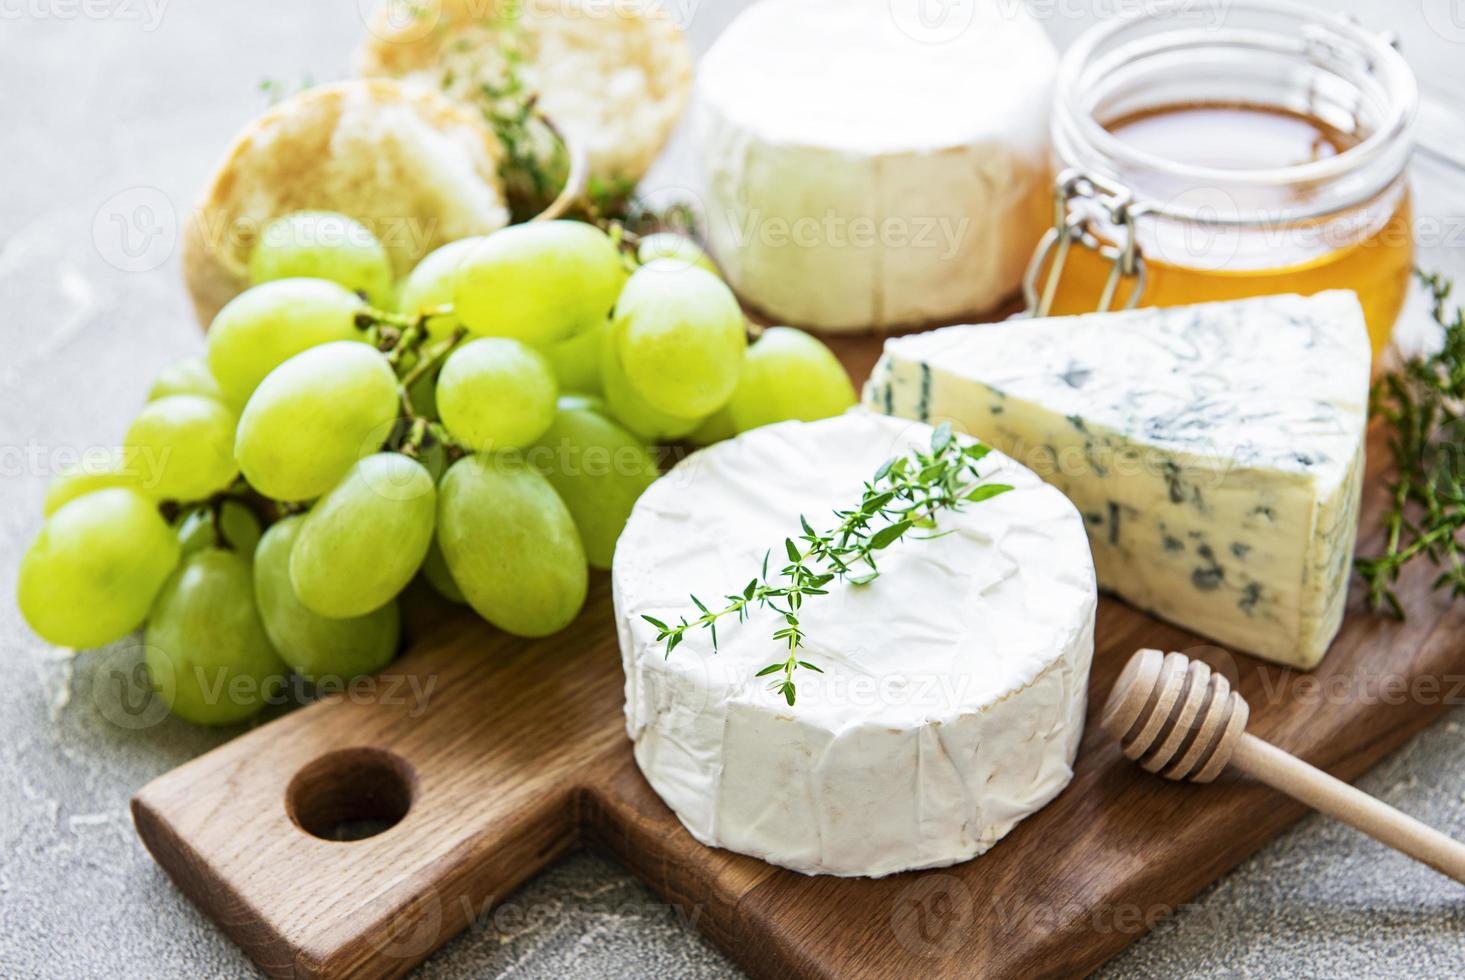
[613,413,1096,877]
[692,0,1057,332]
[865,291,1371,670]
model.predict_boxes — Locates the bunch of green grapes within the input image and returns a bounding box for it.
[17,212,856,728]
[489,228,854,444]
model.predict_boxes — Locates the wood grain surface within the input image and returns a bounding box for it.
[132,333,1465,980]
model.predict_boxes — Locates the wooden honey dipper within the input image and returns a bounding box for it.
[1102,649,1465,883]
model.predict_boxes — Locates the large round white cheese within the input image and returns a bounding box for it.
[692,0,1058,332]
[613,413,1096,877]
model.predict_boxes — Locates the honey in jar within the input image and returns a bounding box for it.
[1044,4,1418,357]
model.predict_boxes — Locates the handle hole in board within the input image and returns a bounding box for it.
[286,747,417,842]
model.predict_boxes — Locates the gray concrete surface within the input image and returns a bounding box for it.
[2,1,1463,977]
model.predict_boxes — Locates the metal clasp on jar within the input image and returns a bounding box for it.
[1022,168,1149,317]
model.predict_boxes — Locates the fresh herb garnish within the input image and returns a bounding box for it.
[452,32,699,242]
[465,31,572,223]
[1356,269,1465,616]
[642,423,1013,706]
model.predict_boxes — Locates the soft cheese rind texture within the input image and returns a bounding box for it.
[613,414,1096,877]
[693,0,1057,332]
[864,291,1371,669]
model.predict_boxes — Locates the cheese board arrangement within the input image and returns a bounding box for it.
[16,0,1465,978]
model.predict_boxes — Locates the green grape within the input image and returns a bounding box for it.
[405,366,439,421]
[175,500,262,560]
[437,338,558,451]
[544,320,606,395]
[420,537,465,604]
[415,439,449,483]
[453,221,627,345]
[394,346,442,421]
[397,237,483,341]
[207,278,366,408]
[43,449,145,515]
[725,327,857,432]
[249,211,394,306]
[125,395,239,502]
[438,455,587,637]
[18,488,179,649]
[530,406,659,569]
[636,232,718,274]
[688,406,736,447]
[254,516,399,683]
[558,392,608,415]
[144,549,287,726]
[148,357,225,402]
[390,345,440,421]
[600,329,704,442]
[612,259,746,418]
[235,341,399,502]
[289,453,436,618]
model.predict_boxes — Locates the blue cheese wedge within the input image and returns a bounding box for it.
[864,291,1370,670]
[613,414,1096,877]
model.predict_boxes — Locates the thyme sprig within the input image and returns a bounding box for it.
[642,423,1013,706]
[475,49,570,223]
[1356,270,1465,616]
[451,33,700,240]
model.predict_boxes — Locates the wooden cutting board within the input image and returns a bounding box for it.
[131,333,1465,980]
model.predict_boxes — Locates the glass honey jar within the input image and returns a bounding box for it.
[1027,0,1417,357]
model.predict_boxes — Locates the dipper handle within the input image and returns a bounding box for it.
[1230,733,1465,884]
[1103,649,1465,884]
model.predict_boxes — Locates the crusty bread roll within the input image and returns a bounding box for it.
[356,0,692,186]
[183,79,511,326]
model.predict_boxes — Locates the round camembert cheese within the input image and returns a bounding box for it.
[693,0,1058,332]
[613,413,1096,877]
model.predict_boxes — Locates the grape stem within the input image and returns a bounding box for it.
[360,306,474,461]
[606,221,641,259]
[358,307,416,331]
[397,323,466,393]
[396,325,472,459]
[355,306,412,352]
[384,306,455,368]
[356,304,455,358]
[168,479,259,551]
[398,418,430,460]
[209,495,234,552]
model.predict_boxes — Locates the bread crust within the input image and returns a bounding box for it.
[356,0,693,185]
[183,79,510,326]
